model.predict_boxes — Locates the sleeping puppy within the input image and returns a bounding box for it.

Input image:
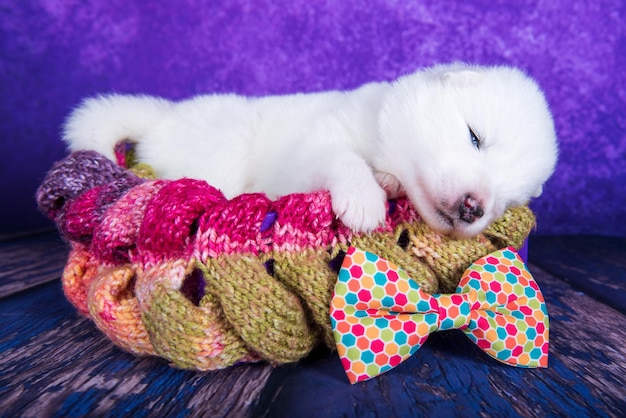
[63,63,558,238]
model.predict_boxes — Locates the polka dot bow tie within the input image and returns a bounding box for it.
[330,246,549,384]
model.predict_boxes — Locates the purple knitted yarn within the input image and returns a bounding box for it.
[36,151,140,221]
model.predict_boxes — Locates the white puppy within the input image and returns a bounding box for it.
[63,63,557,238]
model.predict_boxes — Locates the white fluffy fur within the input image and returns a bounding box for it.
[63,63,558,238]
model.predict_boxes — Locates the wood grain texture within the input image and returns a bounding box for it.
[0,232,68,297]
[0,280,273,417]
[529,235,626,314]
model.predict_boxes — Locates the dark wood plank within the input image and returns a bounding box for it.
[529,235,626,314]
[0,280,273,417]
[252,263,626,417]
[0,232,68,297]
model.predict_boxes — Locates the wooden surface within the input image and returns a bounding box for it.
[0,233,67,297]
[1,232,625,417]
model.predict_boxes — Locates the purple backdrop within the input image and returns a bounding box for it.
[1,0,625,238]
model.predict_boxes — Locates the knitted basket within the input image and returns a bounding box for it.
[36,150,536,370]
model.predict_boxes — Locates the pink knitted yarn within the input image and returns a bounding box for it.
[93,180,168,264]
[195,192,274,259]
[138,179,225,264]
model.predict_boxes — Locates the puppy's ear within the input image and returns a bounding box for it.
[442,70,482,86]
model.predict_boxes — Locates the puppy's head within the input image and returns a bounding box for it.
[376,63,558,238]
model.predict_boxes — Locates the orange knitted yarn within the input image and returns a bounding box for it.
[37,150,536,370]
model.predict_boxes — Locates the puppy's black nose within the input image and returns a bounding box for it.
[459,195,484,223]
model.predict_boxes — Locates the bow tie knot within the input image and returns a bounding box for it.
[433,293,472,331]
[330,246,549,384]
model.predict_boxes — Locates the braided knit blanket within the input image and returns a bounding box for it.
[36,150,536,370]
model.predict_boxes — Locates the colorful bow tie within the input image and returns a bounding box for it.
[330,246,549,384]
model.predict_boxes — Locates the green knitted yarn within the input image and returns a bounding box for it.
[406,206,535,292]
[129,162,157,179]
[141,261,255,370]
[484,204,536,249]
[352,227,439,292]
[203,254,318,364]
[272,249,341,347]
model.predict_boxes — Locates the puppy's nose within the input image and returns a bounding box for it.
[459,195,484,223]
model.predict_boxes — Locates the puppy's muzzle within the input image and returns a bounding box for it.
[459,195,484,224]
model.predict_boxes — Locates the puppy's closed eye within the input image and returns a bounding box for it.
[468,126,481,150]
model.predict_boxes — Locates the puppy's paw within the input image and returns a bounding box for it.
[331,184,387,232]
[374,171,405,199]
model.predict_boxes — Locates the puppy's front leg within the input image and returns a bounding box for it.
[326,152,387,232]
